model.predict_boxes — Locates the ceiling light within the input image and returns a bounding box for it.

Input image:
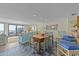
[72,13,76,16]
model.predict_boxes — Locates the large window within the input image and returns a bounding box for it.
[0,23,4,33]
[17,25,24,34]
[8,24,24,36]
[31,26,37,31]
[9,24,17,36]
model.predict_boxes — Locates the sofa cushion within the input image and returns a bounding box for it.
[63,35,75,42]
[58,40,79,50]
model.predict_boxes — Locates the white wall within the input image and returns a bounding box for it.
[0,16,77,37]
[0,17,28,36]
[4,23,8,36]
[45,17,71,38]
[0,17,27,25]
[48,18,68,31]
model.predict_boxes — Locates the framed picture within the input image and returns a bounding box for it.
[46,24,58,30]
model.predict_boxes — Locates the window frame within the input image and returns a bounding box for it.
[16,25,24,35]
[8,24,24,36]
[8,24,17,36]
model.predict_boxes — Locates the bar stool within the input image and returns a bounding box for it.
[44,35,54,55]
[44,36,50,52]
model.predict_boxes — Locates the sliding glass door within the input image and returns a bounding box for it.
[17,25,24,35]
[9,24,17,36]
[0,23,4,33]
[8,24,24,36]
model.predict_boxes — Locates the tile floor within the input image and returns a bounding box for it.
[0,36,57,56]
[0,43,56,56]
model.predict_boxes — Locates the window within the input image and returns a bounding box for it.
[32,26,37,31]
[9,24,17,36]
[8,24,25,36]
[0,23,4,33]
[17,25,24,34]
[32,26,35,31]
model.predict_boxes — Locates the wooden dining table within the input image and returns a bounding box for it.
[33,34,48,54]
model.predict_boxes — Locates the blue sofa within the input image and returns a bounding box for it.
[19,32,36,44]
[59,40,79,50]
[58,35,79,50]
[63,35,75,42]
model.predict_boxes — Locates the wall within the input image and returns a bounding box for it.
[0,16,77,37]
[45,16,76,38]
[0,17,27,25]
[0,17,27,36]
[4,23,8,36]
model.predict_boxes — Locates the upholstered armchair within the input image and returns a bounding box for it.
[18,32,36,44]
[0,33,8,45]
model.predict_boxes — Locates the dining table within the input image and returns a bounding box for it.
[33,34,49,54]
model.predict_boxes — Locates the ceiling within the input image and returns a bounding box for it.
[0,3,79,24]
